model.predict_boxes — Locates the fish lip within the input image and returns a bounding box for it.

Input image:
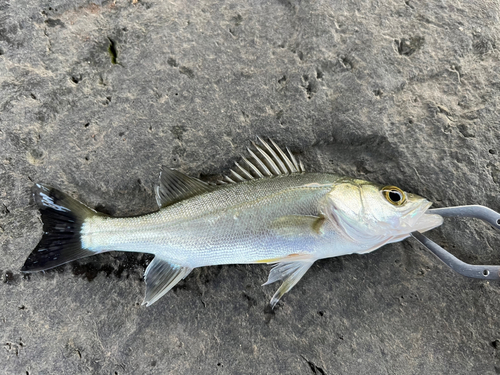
[403,201,443,233]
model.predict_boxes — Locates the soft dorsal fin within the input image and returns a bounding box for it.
[156,168,215,208]
[221,137,306,184]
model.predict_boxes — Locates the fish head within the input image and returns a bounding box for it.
[325,179,443,244]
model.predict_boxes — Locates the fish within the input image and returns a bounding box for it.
[21,138,443,307]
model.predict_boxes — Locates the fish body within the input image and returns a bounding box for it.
[22,139,443,307]
[84,173,346,265]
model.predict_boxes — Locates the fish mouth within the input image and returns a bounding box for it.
[402,201,444,233]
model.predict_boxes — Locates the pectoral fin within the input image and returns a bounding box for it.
[262,256,315,308]
[143,257,192,306]
[270,215,326,238]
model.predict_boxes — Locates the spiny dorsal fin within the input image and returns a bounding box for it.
[221,138,305,184]
[156,168,215,208]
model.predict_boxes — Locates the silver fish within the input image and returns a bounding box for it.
[21,138,443,307]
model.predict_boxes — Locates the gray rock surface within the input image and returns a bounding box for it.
[1,0,500,373]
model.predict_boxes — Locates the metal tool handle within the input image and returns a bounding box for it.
[411,231,500,280]
[428,205,500,231]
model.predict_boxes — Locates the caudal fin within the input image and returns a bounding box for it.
[21,184,103,272]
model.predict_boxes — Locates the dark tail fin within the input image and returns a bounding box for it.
[21,184,103,272]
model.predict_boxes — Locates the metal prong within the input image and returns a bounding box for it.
[428,205,500,231]
[411,231,500,280]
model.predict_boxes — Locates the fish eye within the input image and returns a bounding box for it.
[381,186,406,206]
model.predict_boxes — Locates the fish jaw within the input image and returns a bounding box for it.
[399,201,444,234]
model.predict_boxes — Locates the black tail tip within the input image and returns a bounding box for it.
[22,184,98,272]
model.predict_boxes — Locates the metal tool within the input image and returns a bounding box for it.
[411,205,500,280]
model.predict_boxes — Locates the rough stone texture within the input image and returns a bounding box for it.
[1,0,500,374]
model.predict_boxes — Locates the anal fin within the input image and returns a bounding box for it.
[262,255,315,308]
[143,257,192,306]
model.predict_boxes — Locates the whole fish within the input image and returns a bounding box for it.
[21,138,443,307]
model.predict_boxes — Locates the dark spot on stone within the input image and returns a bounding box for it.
[473,35,495,56]
[217,362,223,367]
[71,263,100,281]
[1,203,10,216]
[95,204,114,216]
[302,75,318,99]
[167,57,178,67]
[355,159,372,174]
[489,149,496,155]
[264,304,275,324]
[302,356,326,375]
[232,14,243,26]
[44,18,65,28]
[150,360,157,367]
[457,124,475,138]
[30,93,37,100]
[171,125,187,141]
[72,253,151,282]
[18,305,26,310]
[0,47,4,55]
[492,339,500,349]
[373,89,383,97]
[70,75,81,84]
[317,310,325,316]
[107,38,118,64]
[405,0,415,9]
[4,271,15,284]
[340,55,353,69]
[84,123,90,128]
[29,149,44,161]
[72,261,118,282]
[179,66,194,78]
[396,36,425,56]
[278,75,287,84]
[316,68,323,79]
[118,132,125,137]
[243,292,257,308]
